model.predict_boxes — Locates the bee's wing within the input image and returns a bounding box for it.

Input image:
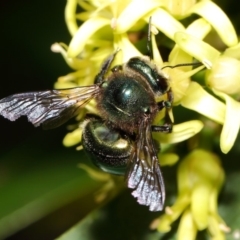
[126,120,165,211]
[0,85,100,129]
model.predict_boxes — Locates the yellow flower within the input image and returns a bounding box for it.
[51,42,102,88]
[65,0,146,62]
[156,149,228,240]
[172,2,240,154]
[212,89,240,154]
[176,33,240,154]
[78,164,124,203]
[187,0,237,47]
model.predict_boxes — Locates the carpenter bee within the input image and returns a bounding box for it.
[0,21,174,211]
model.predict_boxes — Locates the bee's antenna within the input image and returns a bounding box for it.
[147,17,153,60]
[161,62,203,70]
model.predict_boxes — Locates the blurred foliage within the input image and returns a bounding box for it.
[1,0,240,239]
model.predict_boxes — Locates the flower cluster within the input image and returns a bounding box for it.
[52,0,240,239]
[155,149,228,240]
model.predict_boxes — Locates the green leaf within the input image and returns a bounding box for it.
[0,130,103,239]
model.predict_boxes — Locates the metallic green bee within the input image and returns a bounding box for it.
[0,22,173,211]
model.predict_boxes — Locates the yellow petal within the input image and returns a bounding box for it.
[63,128,82,147]
[157,214,172,232]
[55,68,93,88]
[213,89,240,153]
[170,193,191,219]
[181,82,226,124]
[191,183,211,230]
[157,193,190,232]
[165,64,205,104]
[68,17,110,58]
[159,153,179,166]
[51,42,91,70]
[57,70,86,83]
[114,34,142,63]
[116,0,161,33]
[54,81,78,89]
[161,0,196,19]
[174,32,221,66]
[208,215,228,240]
[89,46,113,62]
[224,42,240,60]
[186,18,211,39]
[65,0,78,36]
[168,47,192,68]
[177,156,192,193]
[180,149,224,187]
[151,8,185,40]
[152,33,163,66]
[155,120,203,144]
[177,208,197,240]
[78,0,95,12]
[209,189,220,214]
[168,18,211,70]
[188,0,238,46]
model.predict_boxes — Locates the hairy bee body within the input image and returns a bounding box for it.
[97,69,158,133]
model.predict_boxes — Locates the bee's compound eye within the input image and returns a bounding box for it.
[82,116,133,175]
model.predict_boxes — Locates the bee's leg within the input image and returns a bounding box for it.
[147,17,153,60]
[151,114,172,133]
[94,50,120,84]
[166,89,174,105]
[157,89,173,110]
[153,89,173,133]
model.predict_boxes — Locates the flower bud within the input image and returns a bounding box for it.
[206,56,240,95]
[63,128,82,147]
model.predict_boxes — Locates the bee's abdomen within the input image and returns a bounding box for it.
[82,116,133,175]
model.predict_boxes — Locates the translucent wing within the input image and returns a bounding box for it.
[126,120,165,211]
[0,85,100,129]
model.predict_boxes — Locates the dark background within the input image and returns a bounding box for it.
[0,0,71,152]
[0,1,84,239]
